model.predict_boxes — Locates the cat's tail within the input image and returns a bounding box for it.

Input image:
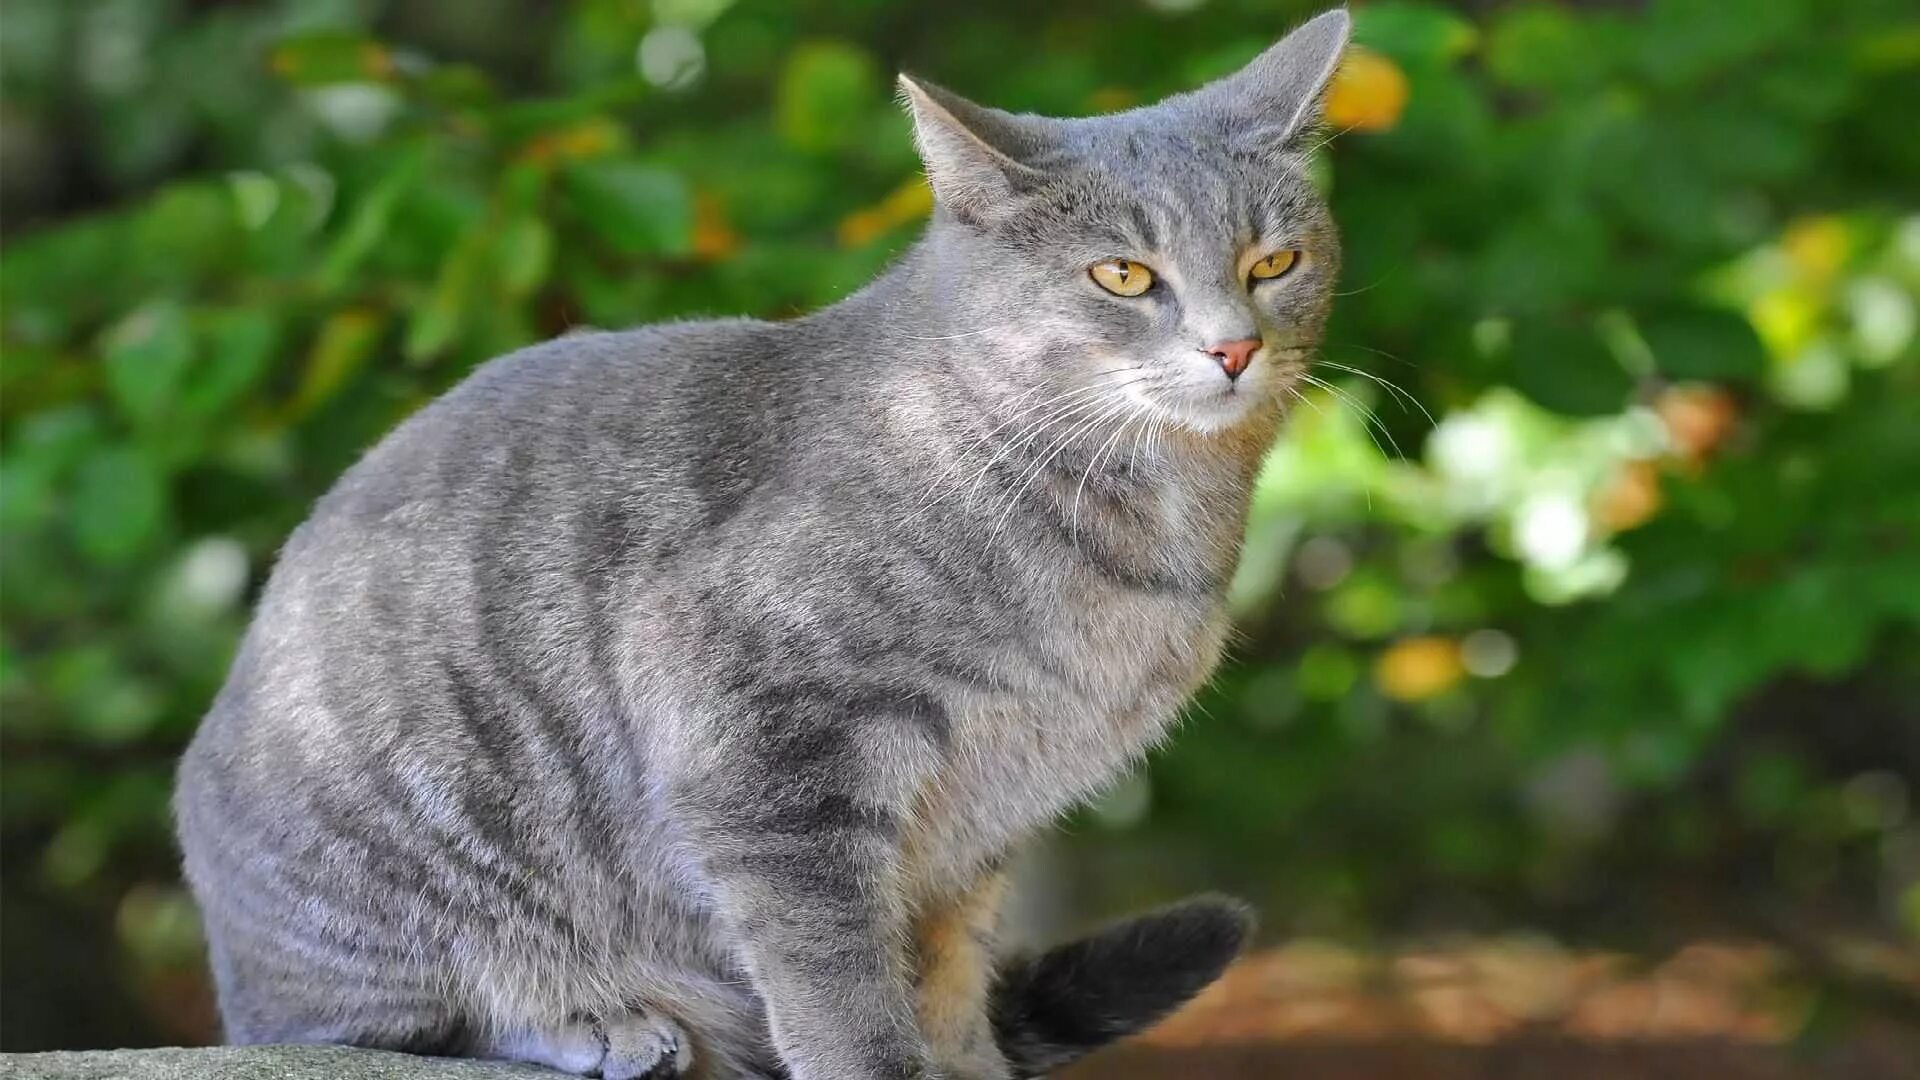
[990,894,1254,1078]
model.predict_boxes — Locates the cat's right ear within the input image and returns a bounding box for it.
[897,75,1061,221]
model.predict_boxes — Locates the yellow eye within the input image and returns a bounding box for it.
[1089,259,1155,297]
[1249,250,1300,282]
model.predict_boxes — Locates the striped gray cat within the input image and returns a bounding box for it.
[174,10,1351,1079]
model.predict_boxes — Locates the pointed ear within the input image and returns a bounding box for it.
[1199,7,1352,151]
[897,74,1062,219]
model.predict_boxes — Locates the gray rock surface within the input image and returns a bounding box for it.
[2,1045,555,1080]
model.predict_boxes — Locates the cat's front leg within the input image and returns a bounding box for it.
[914,871,1012,1080]
[674,710,942,1080]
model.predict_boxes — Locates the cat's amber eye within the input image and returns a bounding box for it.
[1089,259,1155,297]
[1249,250,1300,283]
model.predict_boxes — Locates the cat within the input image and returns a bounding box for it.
[173,9,1351,1079]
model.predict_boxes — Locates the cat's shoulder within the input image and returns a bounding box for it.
[475,315,773,384]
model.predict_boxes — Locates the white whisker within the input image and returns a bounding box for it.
[1316,360,1433,426]
[1072,414,1140,544]
[984,398,1131,554]
[1297,371,1403,464]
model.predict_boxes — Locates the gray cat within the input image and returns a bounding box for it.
[174,10,1351,1079]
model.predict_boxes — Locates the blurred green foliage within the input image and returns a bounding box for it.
[2,0,1918,1047]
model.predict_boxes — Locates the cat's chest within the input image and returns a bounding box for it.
[908,583,1230,893]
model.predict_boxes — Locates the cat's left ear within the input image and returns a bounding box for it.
[897,75,1064,221]
[1195,7,1352,152]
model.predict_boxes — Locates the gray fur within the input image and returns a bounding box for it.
[174,10,1350,1080]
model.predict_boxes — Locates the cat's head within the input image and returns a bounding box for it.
[900,9,1349,438]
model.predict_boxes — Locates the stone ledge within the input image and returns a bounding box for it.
[4,1045,554,1080]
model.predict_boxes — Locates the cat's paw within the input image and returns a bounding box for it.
[927,1028,1012,1080]
[599,1010,693,1080]
[491,1009,692,1079]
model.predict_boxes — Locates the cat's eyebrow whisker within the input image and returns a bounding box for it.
[1315,360,1433,426]
[1293,120,1357,161]
[1332,268,1398,298]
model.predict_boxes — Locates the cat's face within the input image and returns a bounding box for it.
[972,130,1338,436]
[902,9,1350,437]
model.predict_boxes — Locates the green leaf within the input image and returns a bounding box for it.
[494,216,555,298]
[1639,305,1766,380]
[69,446,168,566]
[101,302,194,427]
[181,310,279,418]
[406,229,488,362]
[290,308,388,420]
[775,41,880,152]
[318,147,427,291]
[1487,6,1613,90]
[1474,215,1607,315]
[270,31,395,87]
[1509,318,1636,417]
[1352,1,1478,68]
[562,159,693,256]
[1641,0,1810,87]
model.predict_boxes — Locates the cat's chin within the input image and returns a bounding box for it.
[1156,388,1275,437]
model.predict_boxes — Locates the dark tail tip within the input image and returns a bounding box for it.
[992,894,1255,1077]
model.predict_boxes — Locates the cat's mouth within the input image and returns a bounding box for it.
[1130,348,1310,435]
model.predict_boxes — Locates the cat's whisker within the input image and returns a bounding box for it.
[957,378,1149,512]
[1332,341,1422,371]
[1315,360,1433,426]
[1297,370,1405,461]
[952,369,1146,465]
[1071,413,1141,544]
[913,375,1143,517]
[1284,383,1372,512]
[922,364,1151,515]
[984,398,1132,554]
[991,398,1131,550]
[927,393,1113,520]
[1126,413,1152,476]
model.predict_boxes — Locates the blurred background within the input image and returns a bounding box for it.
[3,0,1917,1074]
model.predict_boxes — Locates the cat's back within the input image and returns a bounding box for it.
[314,317,791,545]
[177,316,817,804]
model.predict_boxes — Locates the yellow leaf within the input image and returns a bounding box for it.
[1655,385,1740,465]
[1324,48,1409,134]
[1782,215,1850,282]
[836,209,887,249]
[1592,460,1663,534]
[837,176,933,248]
[288,307,387,421]
[1748,286,1823,359]
[691,191,742,262]
[519,118,625,166]
[1375,636,1464,702]
[880,177,933,222]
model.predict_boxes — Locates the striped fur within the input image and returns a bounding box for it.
[175,11,1350,1079]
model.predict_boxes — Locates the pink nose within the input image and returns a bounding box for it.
[1206,338,1262,379]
